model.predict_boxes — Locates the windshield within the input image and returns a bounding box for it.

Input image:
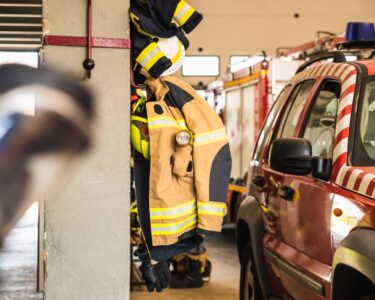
[353,76,375,166]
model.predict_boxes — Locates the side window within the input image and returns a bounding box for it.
[353,78,375,166]
[277,80,315,138]
[253,85,292,162]
[302,80,341,159]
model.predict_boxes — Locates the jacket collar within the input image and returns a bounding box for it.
[145,77,169,101]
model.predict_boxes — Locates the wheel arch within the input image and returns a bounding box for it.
[236,195,273,298]
[332,228,375,300]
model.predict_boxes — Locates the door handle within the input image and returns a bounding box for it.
[278,186,295,201]
[252,175,266,188]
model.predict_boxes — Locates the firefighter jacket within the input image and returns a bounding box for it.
[133,76,232,250]
[130,0,203,79]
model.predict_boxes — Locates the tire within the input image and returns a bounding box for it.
[240,242,263,300]
[233,192,243,223]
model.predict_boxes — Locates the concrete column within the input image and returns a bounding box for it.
[42,1,130,299]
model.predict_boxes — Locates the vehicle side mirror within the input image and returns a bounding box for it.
[269,138,332,180]
[269,138,312,175]
[311,156,332,181]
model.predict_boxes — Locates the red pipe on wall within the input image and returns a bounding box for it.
[88,0,92,61]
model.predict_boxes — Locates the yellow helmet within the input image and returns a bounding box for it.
[140,36,186,78]
[131,90,150,159]
[131,115,150,159]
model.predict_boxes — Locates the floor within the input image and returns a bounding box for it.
[131,225,240,300]
[0,203,43,300]
[0,206,240,300]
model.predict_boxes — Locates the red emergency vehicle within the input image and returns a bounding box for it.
[236,22,375,300]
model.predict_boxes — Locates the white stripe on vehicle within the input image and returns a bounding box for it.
[333,137,349,162]
[358,174,375,194]
[335,114,351,138]
[347,169,364,189]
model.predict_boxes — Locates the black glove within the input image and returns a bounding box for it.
[140,260,171,292]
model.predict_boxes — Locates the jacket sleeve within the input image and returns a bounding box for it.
[130,28,172,79]
[163,78,232,235]
[139,0,203,35]
[173,0,203,34]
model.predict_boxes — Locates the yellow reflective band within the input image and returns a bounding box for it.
[178,7,194,25]
[136,43,157,64]
[193,128,227,147]
[151,214,197,235]
[174,1,195,26]
[197,210,225,217]
[197,201,226,217]
[151,208,196,220]
[150,200,196,220]
[198,201,226,209]
[136,43,165,72]
[194,128,225,139]
[148,116,188,130]
[174,0,185,17]
[144,51,164,72]
[150,199,195,212]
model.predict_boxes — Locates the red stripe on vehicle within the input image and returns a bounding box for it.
[337,65,349,78]
[332,153,348,180]
[340,85,355,100]
[342,168,354,186]
[317,64,326,77]
[325,64,336,76]
[306,67,315,78]
[311,64,323,77]
[366,180,375,197]
[332,64,345,77]
[334,127,350,146]
[342,69,357,83]
[331,64,342,76]
[336,105,352,122]
[353,172,367,191]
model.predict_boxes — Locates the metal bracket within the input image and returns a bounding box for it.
[43,0,130,79]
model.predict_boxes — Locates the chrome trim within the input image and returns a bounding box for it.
[264,249,325,296]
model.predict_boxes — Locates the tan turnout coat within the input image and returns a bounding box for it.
[144,76,232,246]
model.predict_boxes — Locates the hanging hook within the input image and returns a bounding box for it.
[83,0,95,79]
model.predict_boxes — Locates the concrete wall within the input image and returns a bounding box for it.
[42,1,130,299]
[179,0,375,86]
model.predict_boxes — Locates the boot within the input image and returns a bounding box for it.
[170,257,204,288]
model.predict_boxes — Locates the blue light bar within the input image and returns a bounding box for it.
[345,22,375,41]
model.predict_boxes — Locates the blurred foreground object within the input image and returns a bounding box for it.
[0,64,94,244]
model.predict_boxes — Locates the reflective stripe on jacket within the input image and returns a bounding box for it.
[145,76,232,246]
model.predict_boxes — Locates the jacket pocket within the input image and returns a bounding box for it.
[172,144,193,177]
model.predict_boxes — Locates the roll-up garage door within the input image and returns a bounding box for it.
[0,0,42,50]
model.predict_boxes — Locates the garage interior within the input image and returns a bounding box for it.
[1,1,375,300]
